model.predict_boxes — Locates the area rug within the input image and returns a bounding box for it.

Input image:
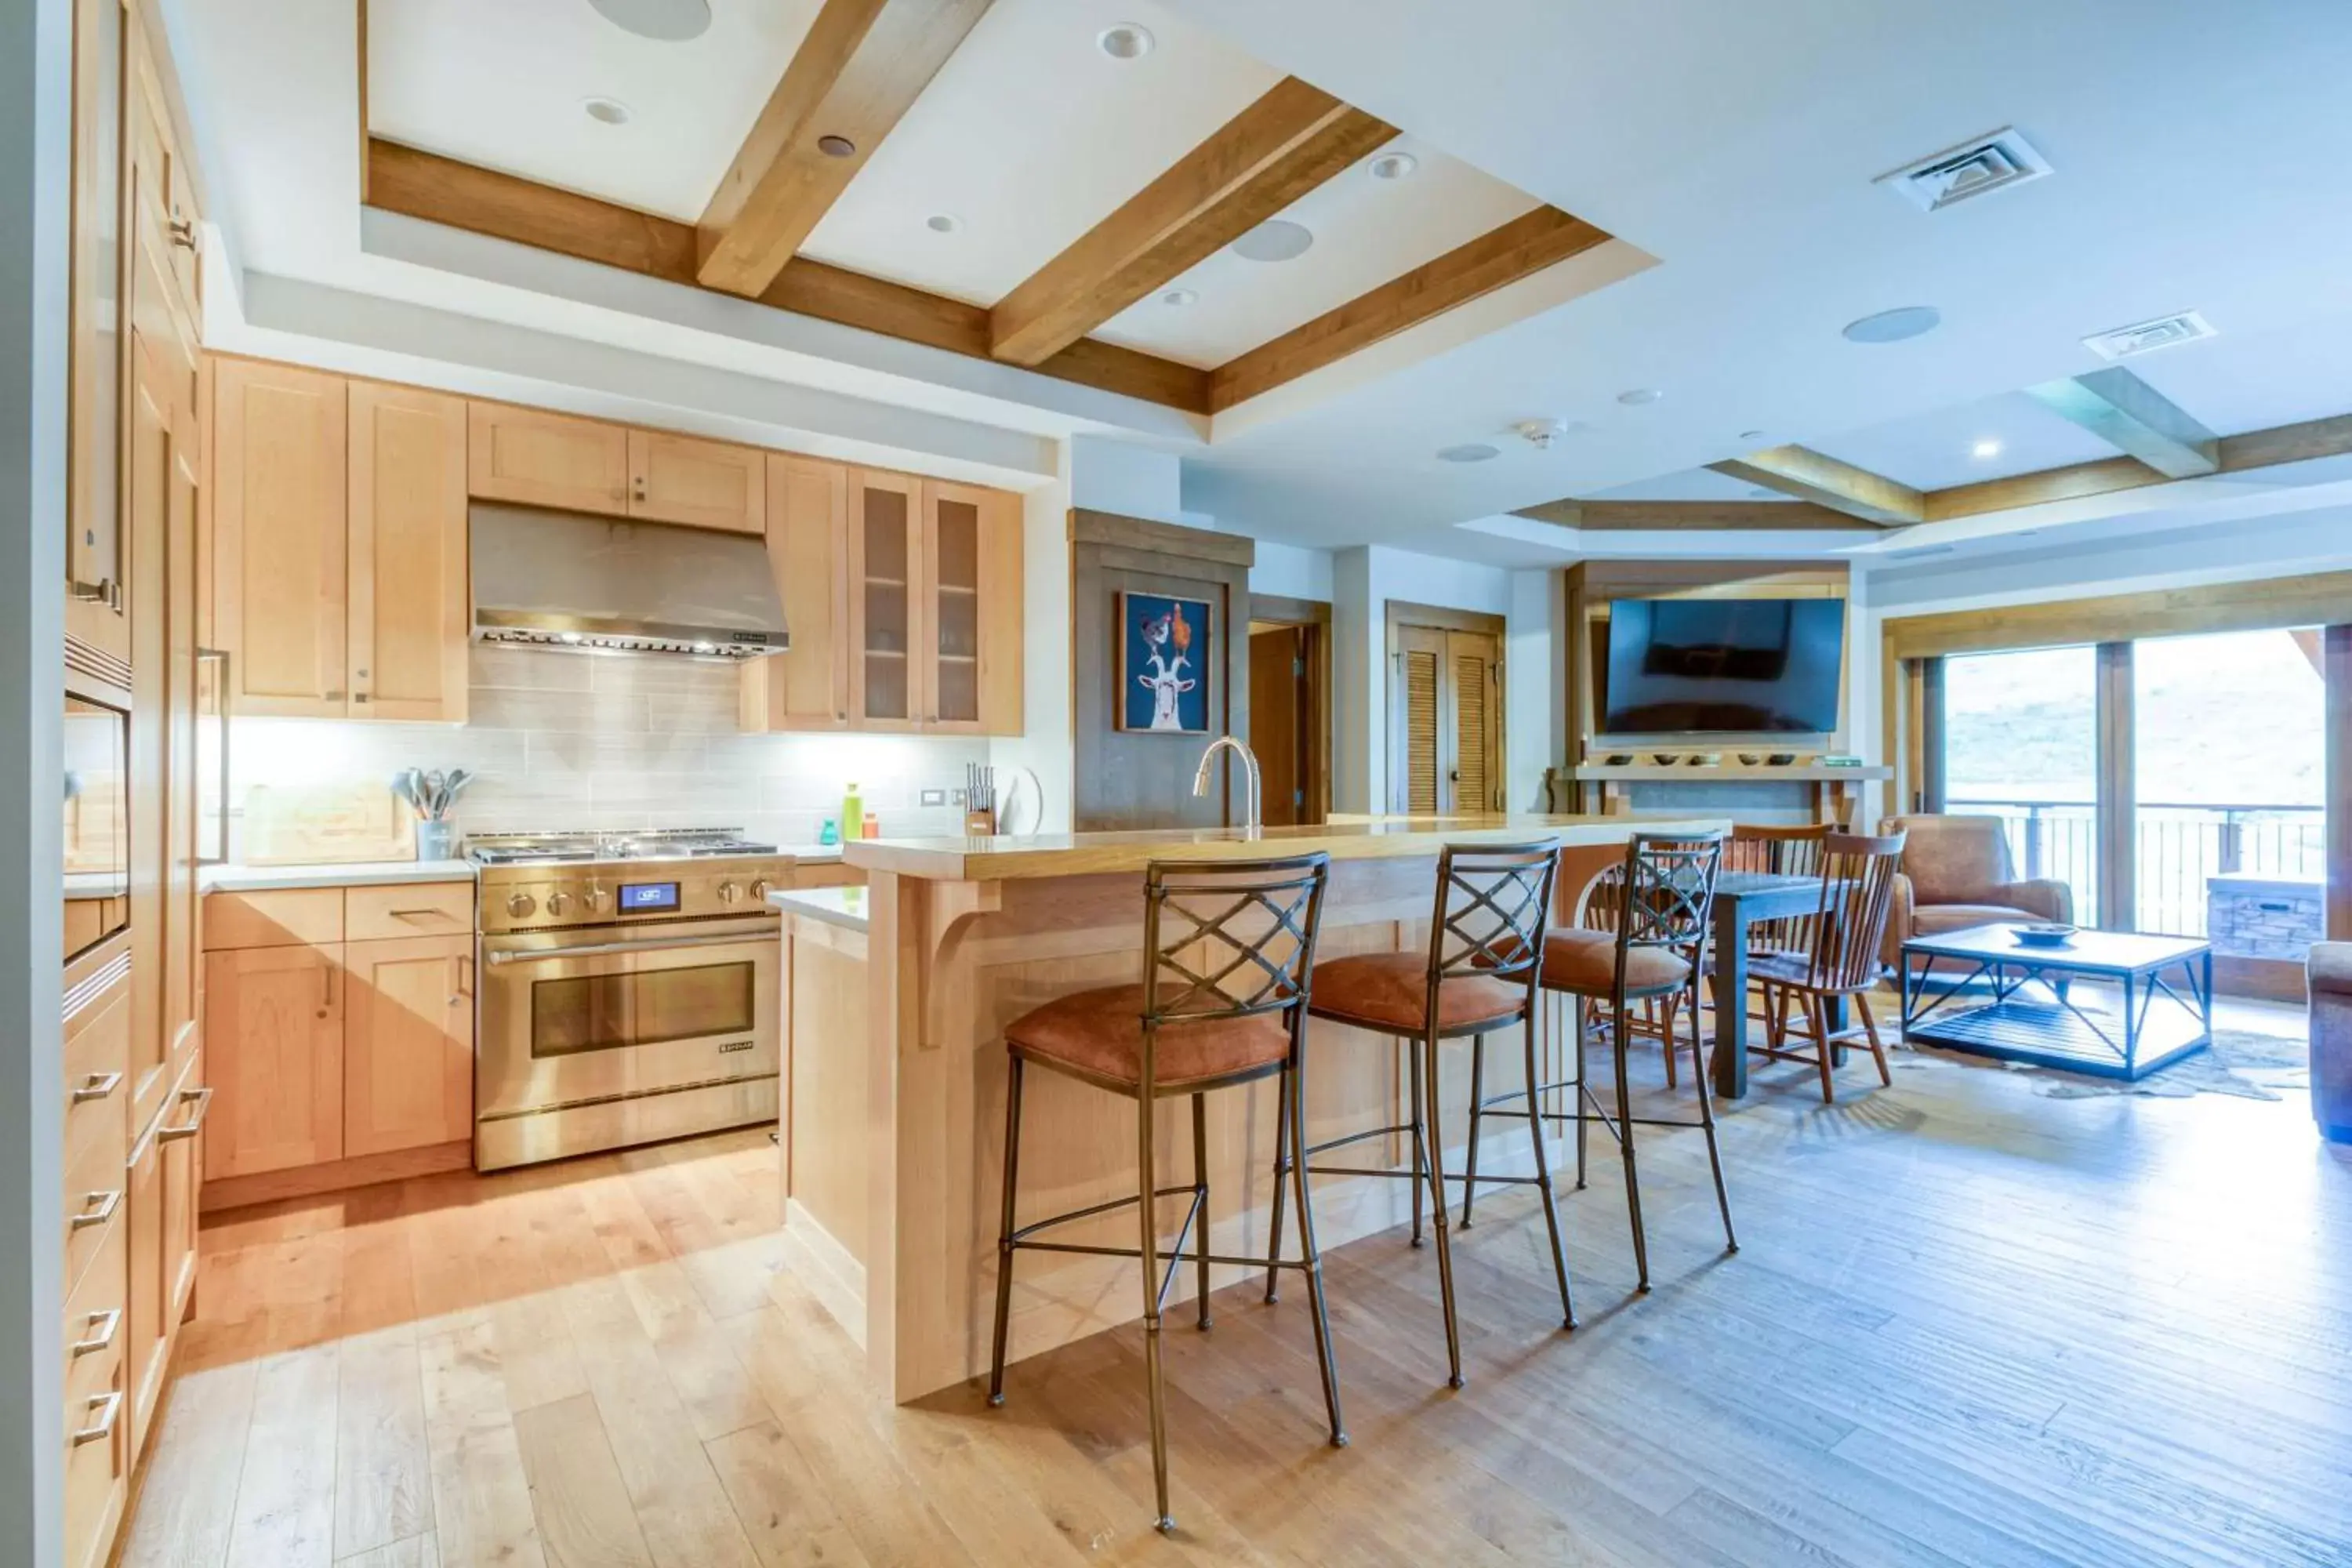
[1912,1022,2309,1102]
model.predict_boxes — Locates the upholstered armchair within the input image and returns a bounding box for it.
[1876,814,2074,966]
[2307,944,2352,1143]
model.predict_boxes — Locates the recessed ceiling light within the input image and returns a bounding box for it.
[925,213,961,234]
[1367,151,1419,181]
[1970,437,2003,459]
[586,0,710,42]
[1097,24,1154,60]
[1160,288,1199,307]
[1843,305,1942,343]
[1436,443,1500,464]
[1617,388,1664,406]
[1231,219,1313,263]
[817,134,857,159]
[582,96,633,126]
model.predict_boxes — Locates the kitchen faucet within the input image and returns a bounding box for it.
[1192,735,1262,832]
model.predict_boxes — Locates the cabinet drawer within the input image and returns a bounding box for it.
[204,887,344,949]
[64,953,130,1118]
[64,1107,127,1299]
[346,881,474,942]
[61,1213,127,1568]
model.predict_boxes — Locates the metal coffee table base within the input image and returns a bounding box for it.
[1899,936,2213,1081]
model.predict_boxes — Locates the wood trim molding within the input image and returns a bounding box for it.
[1207,207,1611,412]
[364,140,1211,413]
[696,0,992,298]
[198,1138,472,1214]
[1515,499,1877,532]
[1385,600,1505,638]
[1707,445,1923,525]
[1068,508,1255,568]
[1883,569,2352,659]
[2025,367,2218,478]
[1248,593,1331,625]
[989,77,1393,365]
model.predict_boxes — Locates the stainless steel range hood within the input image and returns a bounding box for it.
[470,503,789,659]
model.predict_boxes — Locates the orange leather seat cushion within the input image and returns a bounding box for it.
[1005,983,1290,1090]
[1540,929,1690,996]
[1308,952,1526,1033]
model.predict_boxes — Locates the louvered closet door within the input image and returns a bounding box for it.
[1399,627,1445,814]
[1446,630,1503,814]
[1394,626,1503,815]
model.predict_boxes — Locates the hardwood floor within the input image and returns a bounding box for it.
[122,1016,2352,1567]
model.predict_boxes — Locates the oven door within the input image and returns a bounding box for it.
[477,914,779,1119]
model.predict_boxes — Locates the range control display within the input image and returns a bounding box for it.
[619,881,681,913]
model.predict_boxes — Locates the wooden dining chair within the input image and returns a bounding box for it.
[1749,830,1908,1102]
[1729,822,1832,957]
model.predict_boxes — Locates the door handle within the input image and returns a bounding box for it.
[486,931,759,964]
[157,1084,212,1142]
[71,1308,122,1357]
[72,1391,124,1446]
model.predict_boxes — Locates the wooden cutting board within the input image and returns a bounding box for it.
[241,782,417,865]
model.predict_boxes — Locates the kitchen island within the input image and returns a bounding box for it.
[794,815,1724,1403]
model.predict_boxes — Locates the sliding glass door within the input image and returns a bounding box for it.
[1940,645,2102,926]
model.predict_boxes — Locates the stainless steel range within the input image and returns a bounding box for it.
[468,828,788,1171]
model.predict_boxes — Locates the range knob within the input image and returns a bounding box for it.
[546,890,572,916]
[506,891,536,918]
[584,887,609,913]
[749,878,771,901]
[717,880,741,906]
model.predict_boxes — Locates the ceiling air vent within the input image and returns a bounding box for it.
[1878,128,2052,212]
[2082,310,2218,361]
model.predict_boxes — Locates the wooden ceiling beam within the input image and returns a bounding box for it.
[1706,445,1923,525]
[1514,499,1878,532]
[2024,366,2219,478]
[696,0,992,299]
[363,139,1209,412]
[987,78,1395,367]
[1208,206,1610,413]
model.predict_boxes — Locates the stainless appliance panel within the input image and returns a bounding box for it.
[475,1076,778,1173]
[477,913,779,1121]
[63,693,130,960]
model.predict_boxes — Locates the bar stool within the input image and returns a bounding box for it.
[1271,840,1563,1388]
[987,853,1342,1535]
[1467,831,1730,1293]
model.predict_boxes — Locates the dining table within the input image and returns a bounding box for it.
[1707,869,1845,1098]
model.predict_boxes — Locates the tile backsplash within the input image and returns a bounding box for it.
[225,645,990,858]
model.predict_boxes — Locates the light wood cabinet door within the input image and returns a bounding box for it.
[343,935,474,1159]
[467,402,629,516]
[125,1069,203,1461]
[920,481,1022,734]
[847,470,923,731]
[743,455,850,731]
[628,429,767,534]
[66,0,129,668]
[350,382,469,721]
[202,944,343,1180]
[212,358,349,717]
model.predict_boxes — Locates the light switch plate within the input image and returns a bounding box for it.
[920,788,947,807]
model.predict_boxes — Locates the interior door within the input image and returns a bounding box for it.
[348,381,469,721]
[1250,625,1305,826]
[1393,624,1502,815]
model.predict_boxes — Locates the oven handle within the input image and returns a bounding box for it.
[484,932,771,966]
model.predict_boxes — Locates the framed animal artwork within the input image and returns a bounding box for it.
[1117,591,1214,734]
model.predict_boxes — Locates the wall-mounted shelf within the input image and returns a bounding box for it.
[1570,762,1893,783]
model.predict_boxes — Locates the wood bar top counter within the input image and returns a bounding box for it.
[805,812,1724,1406]
[843,811,1722,880]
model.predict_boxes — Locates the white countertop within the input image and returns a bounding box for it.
[768,884,869,933]
[779,842,844,864]
[201,860,478,893]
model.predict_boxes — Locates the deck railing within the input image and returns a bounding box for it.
[1941,797,2325,936]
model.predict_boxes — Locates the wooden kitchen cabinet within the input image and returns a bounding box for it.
[920,479,1022,734]
[349,381,469,721]
[65,0,129,670]
[343,935,474,1158]
[848,470,923,731]
[125,1065,205,1458]
[629,429,767,534]
[211,358,349,717]
[201,943,344,1180]
[467,401,630,515]
[741,454,851,732]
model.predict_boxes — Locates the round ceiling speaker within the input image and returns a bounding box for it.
[1436,443,1500,464]
[1842,305,1942,343]
[1231,219,1315,263]
[586,0,712,43]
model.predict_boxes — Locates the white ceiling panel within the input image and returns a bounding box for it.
[2126,310,2352,438]
[796,0,1281,307]
[1090,138,1539,368]
[367,0,818,222]
[1807,392,2122,492]
[1586,467,1792,503]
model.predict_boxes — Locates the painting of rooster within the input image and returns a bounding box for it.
[1117,592,1213,733]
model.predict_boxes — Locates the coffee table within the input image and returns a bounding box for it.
[1898,924,2212,1080]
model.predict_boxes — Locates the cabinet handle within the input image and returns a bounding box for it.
[71,577,122,610]
[158,1084,212,1143]
[319,963,336,1015]
[387,907,447,920]
[71,1189,122,1230]
[71,1070,124,1105]
[72,1392,124,1446]
[168,217,197,250]
[325,689,344,702]
[71,1308,122,1358]
[354,694,370,704]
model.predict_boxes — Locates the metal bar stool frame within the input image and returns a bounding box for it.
[1461,830,1734,1293]
[1267,840,1564,1388]
[987,852,1343,1536]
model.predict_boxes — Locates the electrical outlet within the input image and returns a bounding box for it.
[920,788,947,807]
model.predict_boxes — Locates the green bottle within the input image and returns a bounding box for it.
[840,782,864,842]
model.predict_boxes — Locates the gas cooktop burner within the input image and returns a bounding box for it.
[464,828,780,866]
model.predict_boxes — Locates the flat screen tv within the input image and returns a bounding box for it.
[1601,597,1844,735]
